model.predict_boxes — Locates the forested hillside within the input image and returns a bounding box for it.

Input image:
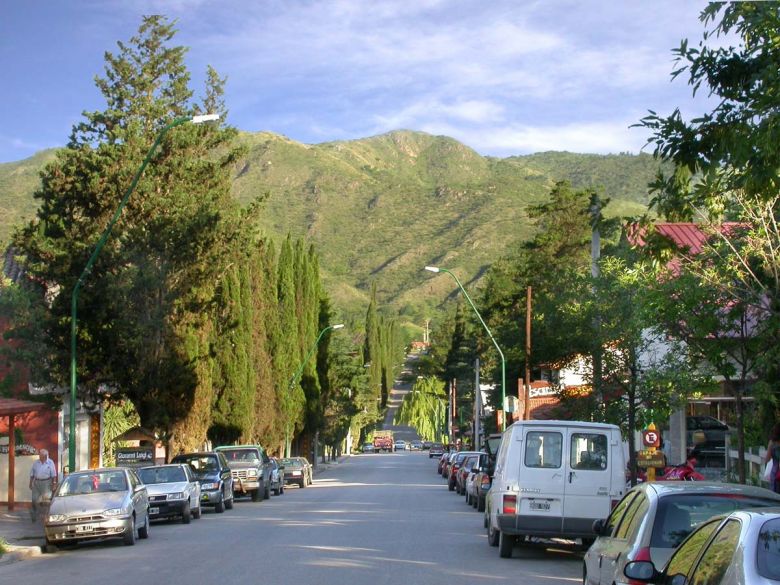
[0,130,661,326]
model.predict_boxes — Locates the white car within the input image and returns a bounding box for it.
[394,440,407,451]
[138,464,201,523]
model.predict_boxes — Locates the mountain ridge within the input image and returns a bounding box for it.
[0,130,660,328]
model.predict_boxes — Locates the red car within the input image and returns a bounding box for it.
[456,454,480,495]
[448,451,480,491]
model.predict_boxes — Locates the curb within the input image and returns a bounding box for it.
[0,543,43,566]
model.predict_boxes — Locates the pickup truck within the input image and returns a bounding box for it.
[373,431,394,452]
[215,445,272,501]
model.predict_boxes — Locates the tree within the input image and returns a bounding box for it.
[13,16,246,452]
[395,376,448,442]
[638,2,780,433]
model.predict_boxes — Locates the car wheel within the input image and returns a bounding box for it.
[123,515,137,546]
[138,512,150,539]
[225,488,234,509]
[299,479,305,488]
[487,522,499,547]
[273,485,281,496]
[215,494,226,514]
[264,481,271,500]
[499,531,514,558]
[280,484,285,495]
[478,496,485,512]
[448,479,455,491]
[182,501,191,524]
[251,487,261,502]
[193,501,202,519]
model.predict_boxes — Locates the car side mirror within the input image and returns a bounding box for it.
[134,484,145,493]
[623,561,658,582]
[592,519,607,536]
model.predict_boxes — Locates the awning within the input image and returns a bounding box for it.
[0,397,46,416]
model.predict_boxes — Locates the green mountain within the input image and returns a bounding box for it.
[0,130,660,327]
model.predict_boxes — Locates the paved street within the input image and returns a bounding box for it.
[1,451,582,584]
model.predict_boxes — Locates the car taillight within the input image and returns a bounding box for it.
[611,498,620,510]
[481,477,491,487]
[502,494,517,515]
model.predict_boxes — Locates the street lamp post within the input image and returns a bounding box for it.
[285,323,344,458]
[68,114,220,473]
[424,266,507,431]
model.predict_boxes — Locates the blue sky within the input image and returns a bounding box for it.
[0,0,717,163]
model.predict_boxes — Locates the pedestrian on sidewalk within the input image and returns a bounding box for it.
[766,423,780,493]
[29,448,57,523]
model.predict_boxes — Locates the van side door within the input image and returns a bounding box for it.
[517,427,565,534]
[563,429,613,534]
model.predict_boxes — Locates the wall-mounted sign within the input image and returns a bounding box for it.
[115,446,154,467]
[528,386,557,399]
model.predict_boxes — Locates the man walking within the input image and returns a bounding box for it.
[29,448,57,523]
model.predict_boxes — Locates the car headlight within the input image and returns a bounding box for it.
[167,492,185,500]
[291,470,301,475]
[247,469,258,477]
[104,508,124,516]
[201,482,219,490]
[48,514,66,523]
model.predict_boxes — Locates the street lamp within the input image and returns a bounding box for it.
[285,323,345,457]
[68,114,220,473]
[424,266,507,431]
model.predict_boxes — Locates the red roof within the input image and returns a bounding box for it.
[630,222,745,255]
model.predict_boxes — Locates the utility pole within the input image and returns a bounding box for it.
[474,358,481,450]
[524,286,532,420]
[590,193,604,416]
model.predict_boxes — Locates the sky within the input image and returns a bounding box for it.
[0,0,721,163]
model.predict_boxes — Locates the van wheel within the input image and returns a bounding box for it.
[499,531,514,558]
[487,523,499,547]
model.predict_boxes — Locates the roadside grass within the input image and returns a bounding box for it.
[0,537,8,557]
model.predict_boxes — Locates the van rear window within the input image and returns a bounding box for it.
[525,431,562,468]
[570,433,608,470]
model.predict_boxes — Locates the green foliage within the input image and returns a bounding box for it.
[394,376,448,442]
[101,401,141,467]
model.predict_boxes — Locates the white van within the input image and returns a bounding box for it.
[486,420,625,558]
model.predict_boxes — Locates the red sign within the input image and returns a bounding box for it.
[642,429,661,448]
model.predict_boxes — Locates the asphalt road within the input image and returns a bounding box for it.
[2,452,583,585]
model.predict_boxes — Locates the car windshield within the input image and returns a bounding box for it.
[139,466,186,484]
[281,458,301,467]
[58,470,127,495]
[651,494,780,549]
[174,455,218,473]
[221,448,259,462]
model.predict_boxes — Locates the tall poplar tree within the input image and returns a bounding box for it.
[14,16,245,450]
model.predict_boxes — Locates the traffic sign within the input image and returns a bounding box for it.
[642,428,661,448]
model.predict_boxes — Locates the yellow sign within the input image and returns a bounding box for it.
[637,450,666,469]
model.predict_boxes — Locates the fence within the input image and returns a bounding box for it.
[725,441,770,486]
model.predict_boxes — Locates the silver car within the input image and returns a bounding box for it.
[45,467,150,547]
[584,482,780,585]
[624,507,780,585]
[138,464,201,523]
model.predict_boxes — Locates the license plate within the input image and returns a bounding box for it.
[530,501,551,511]
[149,507,159,515]
[76,524,96,533]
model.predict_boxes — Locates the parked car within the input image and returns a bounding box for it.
[429,443,444,459]
[268,457,285,496]
[215,445,273,501]
[686,415,730,460]
[442,451,458,478]
[281,457,310,488]
[171,451,234,513]
[487,420,626,558]
[422,441,433,451]
[394,439,407,451]
[139,464,201,523]
[448,451,481,492]
[623,507,780,585]
[410,440,423,451]
[466,453,491,508]
[362,443,375,453]
[456,454,479,495]
[295,457,314,485]
[44,467,150,547]
[583,482,780,585]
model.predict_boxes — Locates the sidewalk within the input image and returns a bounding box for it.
[0,506,45,565]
